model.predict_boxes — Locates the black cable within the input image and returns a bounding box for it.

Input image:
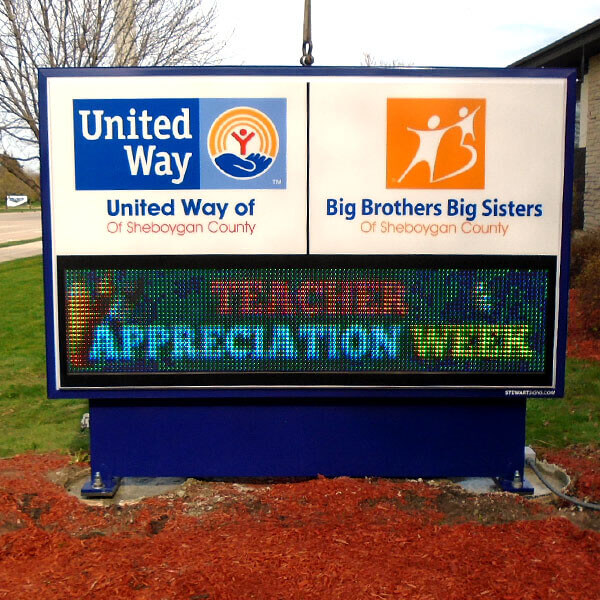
[526,457,600,511]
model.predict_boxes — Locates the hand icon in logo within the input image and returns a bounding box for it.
[398,106,480,184]
[214,152,273,179]
[208,107,280,181]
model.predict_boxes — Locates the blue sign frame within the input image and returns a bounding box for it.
[39,66,576,400]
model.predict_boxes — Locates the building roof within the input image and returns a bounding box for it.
[510,18,600,69]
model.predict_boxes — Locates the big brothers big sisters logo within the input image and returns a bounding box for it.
[73,97,286,190]
[387,98,486,189]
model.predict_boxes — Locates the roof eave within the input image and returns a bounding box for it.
[510,18,600,68]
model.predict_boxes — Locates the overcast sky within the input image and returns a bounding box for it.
[215,0,599,68]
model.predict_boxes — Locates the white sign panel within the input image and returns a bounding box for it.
[6,195,28,207]
[43,73,567,257]
[309,78,566,255]
[46,76,307,255]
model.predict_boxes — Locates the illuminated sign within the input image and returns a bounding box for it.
[39,67,574,397]
[57,256,555,389]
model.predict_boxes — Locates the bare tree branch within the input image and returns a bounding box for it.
[361,52,411,68]
[0,0,224,193]
[0,153,40,190]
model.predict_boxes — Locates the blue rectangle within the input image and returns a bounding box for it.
[200,98,286,189]
[73,98,201,190]
[87,399,527,480]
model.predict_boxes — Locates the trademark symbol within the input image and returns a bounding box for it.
[272,178,282,185]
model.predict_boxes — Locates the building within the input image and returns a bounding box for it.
[511,18,600,230]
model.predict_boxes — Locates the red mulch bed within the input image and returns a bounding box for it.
[1,453,600,600]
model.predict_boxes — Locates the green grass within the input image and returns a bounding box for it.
[527,358,600,448]
[0,256,88,458]
[0,236,42,249]
[0,255,598,458]
[2,204,41,213]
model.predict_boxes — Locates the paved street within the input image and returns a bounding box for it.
[0,211,43,263]
[0,211,41,242]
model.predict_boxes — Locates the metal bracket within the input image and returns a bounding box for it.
[497,470,534,495]
[81,471,122,498]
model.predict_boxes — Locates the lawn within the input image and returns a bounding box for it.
[1,203,41,213]
[0,237,42,249]
[0,255,598,457]
[526,358,600,448]
[0,256,87,457]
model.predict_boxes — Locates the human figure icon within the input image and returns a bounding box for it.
[231,128,255,156]
[398,106,480,184]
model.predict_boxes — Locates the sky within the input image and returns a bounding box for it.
[215,0,600,68]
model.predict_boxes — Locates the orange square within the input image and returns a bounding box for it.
[387,98,486,189]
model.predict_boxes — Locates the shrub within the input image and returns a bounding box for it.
[570,229,600,284]
[575,252,600,337]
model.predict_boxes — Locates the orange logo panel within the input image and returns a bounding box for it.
[387,98,486,189]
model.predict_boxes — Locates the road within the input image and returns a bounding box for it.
[0,211,43,263]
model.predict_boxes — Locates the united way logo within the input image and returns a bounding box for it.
[208,107,279,179]
[200,98,286,189]
[72,97,286,190]
[387,98,486,189]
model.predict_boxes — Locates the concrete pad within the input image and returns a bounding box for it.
[67,474,187,506]
[454,477,499,494]
[453,452,570,497]
[65,446,571,505]
[525,458,571,497]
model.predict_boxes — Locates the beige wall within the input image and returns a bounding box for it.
[584,54,600,229]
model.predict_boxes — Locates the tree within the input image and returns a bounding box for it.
[0,0,223,193]
[0,153,39,202]
[361,53,410,68]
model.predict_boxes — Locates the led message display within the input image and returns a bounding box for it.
[58,256,554,389]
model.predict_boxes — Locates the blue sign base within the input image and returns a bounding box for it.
[83,398,528,496]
